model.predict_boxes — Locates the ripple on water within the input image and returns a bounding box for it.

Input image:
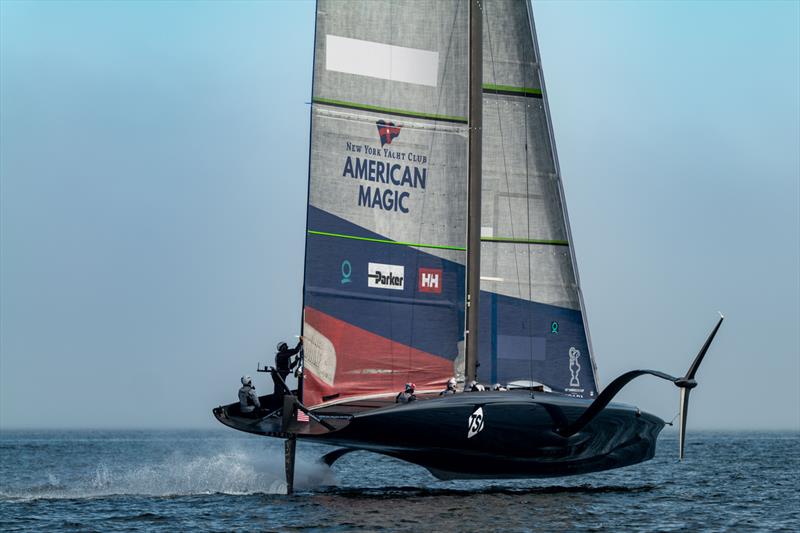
[0,430,798,532]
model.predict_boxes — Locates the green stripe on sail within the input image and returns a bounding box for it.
[481,236,569,246]
[308,230,466,251]
[312,97,468,124]
[308,230,568,249]
[482,84,543,96]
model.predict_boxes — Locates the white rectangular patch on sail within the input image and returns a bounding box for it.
[325,35,439,87]
[368,262,405,290]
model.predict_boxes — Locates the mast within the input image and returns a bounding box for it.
[465,0,483,384]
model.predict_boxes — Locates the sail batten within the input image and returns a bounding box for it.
[313,97,468,124]
[482,237,569,246]
[307,230,469,252]
[482,84,543,97]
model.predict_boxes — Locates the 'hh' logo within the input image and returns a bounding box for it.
[418,268,442,294]
[376,120,401,147]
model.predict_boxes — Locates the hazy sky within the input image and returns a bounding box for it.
[1,0,798,431]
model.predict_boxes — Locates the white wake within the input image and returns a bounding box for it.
[1,446,336,500]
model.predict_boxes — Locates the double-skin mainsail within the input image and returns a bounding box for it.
[301,0,597,407]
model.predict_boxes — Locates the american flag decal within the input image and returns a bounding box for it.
[376,120,401,147]
[296,409,309,423]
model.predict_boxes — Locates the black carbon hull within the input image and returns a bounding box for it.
[213,390,665,479]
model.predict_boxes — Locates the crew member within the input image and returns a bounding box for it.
[492,383,508,391]
[396,383,417,404]
[273,337,303,394]
[439,377,457,396]
[466,380,485,392]
[238,375,261,416]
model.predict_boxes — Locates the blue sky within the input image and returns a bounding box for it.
[1,0,798,430]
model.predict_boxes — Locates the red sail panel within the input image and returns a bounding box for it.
[302,307,454,408]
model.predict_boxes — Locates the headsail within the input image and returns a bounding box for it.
[477,0,599,397]
[301,0,470,407]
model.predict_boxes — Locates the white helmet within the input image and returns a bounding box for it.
[241,375,252,386]
[447,377,457,387]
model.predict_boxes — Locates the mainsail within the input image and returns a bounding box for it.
[301,0,470,407]
[476,0,599,397]
[301,0,599,406]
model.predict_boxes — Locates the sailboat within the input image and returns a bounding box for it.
[213,0,723,493]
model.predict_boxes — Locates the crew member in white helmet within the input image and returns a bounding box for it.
[238,375,261,416]
[466,380,485,392]
[440,377,458,395]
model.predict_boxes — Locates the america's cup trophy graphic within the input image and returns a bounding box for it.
[568,347,581,387]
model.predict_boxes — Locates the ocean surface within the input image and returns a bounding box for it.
[0,429,797,532]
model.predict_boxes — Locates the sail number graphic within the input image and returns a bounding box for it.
[467,407,485,439]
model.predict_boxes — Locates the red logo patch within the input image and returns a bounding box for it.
[376,120,401,147]
[418,268,442,294]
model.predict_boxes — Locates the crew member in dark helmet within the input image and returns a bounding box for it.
[273,336,303,394]
[395,383,417,404]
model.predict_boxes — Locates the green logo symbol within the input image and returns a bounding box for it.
[341,260,352,284]
[550,321,559,334]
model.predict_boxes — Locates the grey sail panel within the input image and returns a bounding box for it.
[310,0,469,258]
[302,0,469,408]
[314,0,468,123]
[477,0,598,398]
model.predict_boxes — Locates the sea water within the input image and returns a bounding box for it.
[1,430,797,532]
